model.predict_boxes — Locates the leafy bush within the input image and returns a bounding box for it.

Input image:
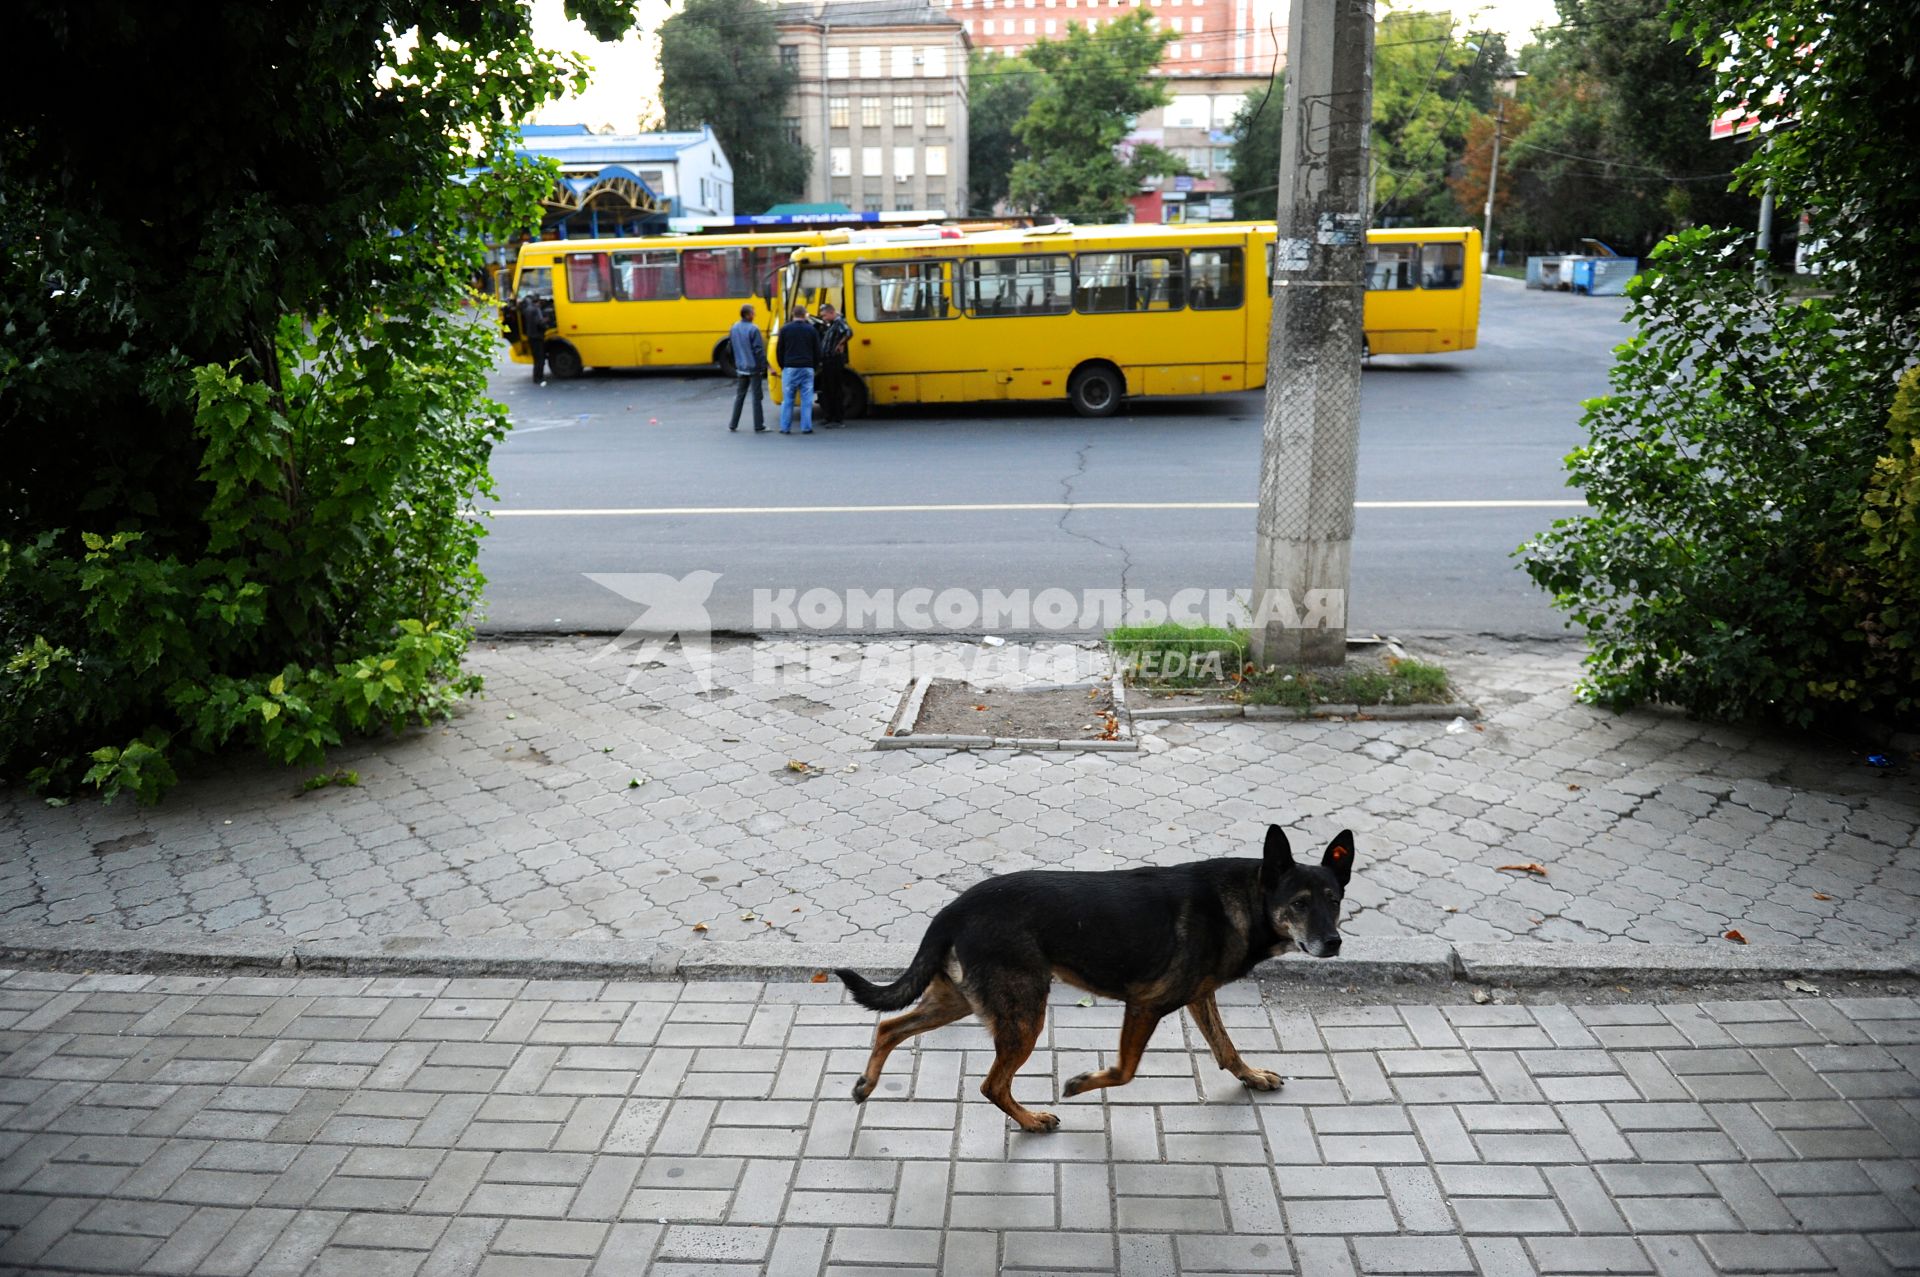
[1518,229,1918,725]
[0,3,628,801]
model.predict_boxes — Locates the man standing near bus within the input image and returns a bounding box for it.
[726,303,768,432]
[815,303,853,426]
[516,288,552,385]
[775,303,819,435]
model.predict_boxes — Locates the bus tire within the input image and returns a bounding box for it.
[1068,363,1122,418]
[841,372,870,420]
[714,341,737,376]
[547,342,584,380]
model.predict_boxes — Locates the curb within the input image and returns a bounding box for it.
[1135,701,1479,723]
[2,925,1912,988]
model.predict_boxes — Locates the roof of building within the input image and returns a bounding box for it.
[513,125,721,170]
[774,0,961,28]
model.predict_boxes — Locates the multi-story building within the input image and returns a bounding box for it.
[939,0,1285,76]
[1125,71,1273,223]
[776,0,972,217]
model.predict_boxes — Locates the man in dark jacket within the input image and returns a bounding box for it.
[516,290,552,385]
[726,303,768,432]
[814,303,854,425]
[774,303,820,435]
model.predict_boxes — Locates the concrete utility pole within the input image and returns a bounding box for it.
[1250,0,1375,667]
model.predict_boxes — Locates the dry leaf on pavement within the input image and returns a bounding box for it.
[1497,863,1548,877]
[1723,929,1748,944]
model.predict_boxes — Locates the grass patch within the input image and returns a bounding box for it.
[1239,655,1453,708]
[1109,622,1248,687]
[1111,622,1456,707]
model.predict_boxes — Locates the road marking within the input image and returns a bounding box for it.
[485,499,1587,517]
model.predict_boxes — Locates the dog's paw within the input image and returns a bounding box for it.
[851,1077,873,1104]
[1018,1110,1061,1133]
[1239,1068,1285,1092]
[1062,1072,1097,1098]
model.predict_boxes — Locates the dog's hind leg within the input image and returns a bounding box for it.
[1187,991,1283,1091]
[852,975,971,1104]
[980,998,1058,1133]
[1062,1002,1163,1097]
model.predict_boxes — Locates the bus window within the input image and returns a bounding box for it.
[682,246,752,299]
[1421,241,1465,290]
[790,263,846,319]
[854,261,952,322]
[566,252,615,302]
[612,249,680,301]
[966,255,1073,317]
[1076,251,1185,313]
[515,265,553,300]
[1366,243,1418,291]
[752,245,801,301]
[1188,248,1244,310]
[1133,254,1185,310]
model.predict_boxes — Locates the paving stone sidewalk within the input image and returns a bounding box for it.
[3,967,1920,1275]
[2,639,1914,956]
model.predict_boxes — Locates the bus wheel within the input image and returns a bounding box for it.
[714,341,737,377]
[841,373,870,420]
[1068,364,1122,418]
[547,342,584,380]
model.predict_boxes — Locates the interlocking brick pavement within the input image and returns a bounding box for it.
[3,969,1920,1274]
[1,639,1912,955]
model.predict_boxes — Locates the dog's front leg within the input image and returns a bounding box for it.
[1187,992,1283,1091]
[1063,1003,1163,1097]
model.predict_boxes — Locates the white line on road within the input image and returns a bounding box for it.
[484,499,1588,517]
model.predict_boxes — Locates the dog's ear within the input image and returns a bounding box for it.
[1261,825,1294,890]
[1322,830,1355,887]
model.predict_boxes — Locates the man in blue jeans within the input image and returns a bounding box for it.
[726,303,768,432]
[774,303,820,435]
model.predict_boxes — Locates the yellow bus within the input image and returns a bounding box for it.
[502,232,831,378]
[771,223,1481,417]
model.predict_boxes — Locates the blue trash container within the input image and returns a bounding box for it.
[1570,258,1596,295]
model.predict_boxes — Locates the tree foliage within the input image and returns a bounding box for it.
[1519,1,1920,726]
[1491,0,1755,254]
[1008,11,1184,221]
[1371,14,1501,226]
[658,0,811,214]
[1226,75,1285,221]
[967,50,1045,216]
[0,1,631,800]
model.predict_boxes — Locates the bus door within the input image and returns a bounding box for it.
[558,249,639,366]
[504,264,553,354]
[1361,240,1426,354]
[851,259,959,404]
[961,253,1073,400]
[1415,238,1472,351]
[1182,245,1251,393]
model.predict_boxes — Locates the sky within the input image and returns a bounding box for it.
[526,0,1566,133]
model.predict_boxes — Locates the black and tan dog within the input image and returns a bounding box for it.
[835,825,1353,1132]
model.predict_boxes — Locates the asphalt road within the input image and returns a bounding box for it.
[478,278,1631,638]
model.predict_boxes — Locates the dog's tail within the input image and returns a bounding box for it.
[834,920,951,1011]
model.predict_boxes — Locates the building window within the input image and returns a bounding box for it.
[1044,18,1056,31]
[861,97,882,127]
[1191,15,1202,31]
[925,100,947,128]
[894,146,916,178]
[860,46,882,76]
[923,46,947,76]
[926,144,948,176]
[783,115,803,146]
[983,19,995,33]
[894,96,914,126]
[827,47,849,77]
[1170,16,1182,31]
[829,97,850,128]
[1169,42,1182,58]
[862,146,883,176]
[892,46,915,77]
[1024,17,1036,32]
[898,201,917,212]
[829,147,852,177]
[779,44,800,71]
